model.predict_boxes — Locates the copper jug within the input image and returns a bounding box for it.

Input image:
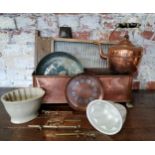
[99,35,143,74]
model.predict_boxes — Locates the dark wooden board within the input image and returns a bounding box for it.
[1,88,155,141]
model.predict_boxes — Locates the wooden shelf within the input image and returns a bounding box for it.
[51,37,118,45]
[35,30,118,70]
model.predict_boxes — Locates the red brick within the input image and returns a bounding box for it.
[101,14,114,20]
[104,22,114,29]
[109,31,124,41]
[12,30,22,35]
[73,31,90,40]
[146,81,155,90]
[99,32,109,41]
[132,81,140,90]
[141,31,155,41]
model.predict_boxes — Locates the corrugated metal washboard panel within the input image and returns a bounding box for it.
[52,38,117,69]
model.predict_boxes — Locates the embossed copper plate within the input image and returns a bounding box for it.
[66,74,104,111]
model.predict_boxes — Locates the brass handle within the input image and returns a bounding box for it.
[92,41,108,60]
[98,43,108,60]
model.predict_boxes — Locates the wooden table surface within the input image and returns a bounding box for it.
[0,88,155,141]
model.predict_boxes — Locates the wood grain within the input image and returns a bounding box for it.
[35,31,52,66]
[0,88,155,141]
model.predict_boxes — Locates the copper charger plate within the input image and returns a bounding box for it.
[65,74,104,111]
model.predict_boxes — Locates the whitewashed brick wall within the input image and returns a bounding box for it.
[0,13,155,89]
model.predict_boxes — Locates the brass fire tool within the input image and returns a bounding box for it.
[28,124,81,130]
[41,110,73,115]
[55,132,96,138]
[46,118,81,125]
[45,130,96,139]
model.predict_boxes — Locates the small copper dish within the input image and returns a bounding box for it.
[65,74,103,111]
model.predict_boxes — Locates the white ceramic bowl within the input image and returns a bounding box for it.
[1,87,45,124]
[86,99,127,135]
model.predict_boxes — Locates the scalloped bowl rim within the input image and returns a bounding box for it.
[1,87,45,104]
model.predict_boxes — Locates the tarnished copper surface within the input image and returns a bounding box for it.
[99,35,143,74]
[33,76,70,103]
[65,74,103,111]
[99,75,132,102]
[33,73,132,104]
